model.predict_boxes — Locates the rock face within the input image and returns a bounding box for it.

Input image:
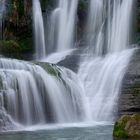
[138,0,140,31]
[113,114,140,138]
[119,49,140,116]
[4,0,32,40]
[0,108,15,131]
[0,0,33,58]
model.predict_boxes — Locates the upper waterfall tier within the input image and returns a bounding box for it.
[33,0,46,59]
[47,0,79,53]
[86,0,134,55]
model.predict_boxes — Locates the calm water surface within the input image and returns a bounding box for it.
[0,124,113,140]
[0,124,139,140]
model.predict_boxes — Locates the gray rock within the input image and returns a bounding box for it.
[119,49,140,116]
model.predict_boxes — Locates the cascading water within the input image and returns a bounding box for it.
[78,0,135,122]
[0,0,136,131]
[86,0,104,55]
[33,0,46,59]
[0,0,5,16]
[86,0,134,55]
[0,58,88,130]
[31,0,135,124]
[78,49,134,122]
[48,0,78,53]
[33,0,79,60]
[42,0,79,63]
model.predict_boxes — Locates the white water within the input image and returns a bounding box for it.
[47,0,78,54]
[0,0,136,131]
[0,0,5,18]
[78,0,135,121]
[86,0,134,55]
[78,49,134,122]
[33,0,46,59]
[42,49,75,64]
[0,59,89,130]
[106,0,133,53]
[33,0,79,59]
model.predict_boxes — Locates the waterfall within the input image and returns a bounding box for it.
[0,0,136,131]
[86,0,134,55]
[0,59,88,130]
[78,0,135,122]
[32,0,135,123]
[0,0,5,16]
[32,0,79,60]
[33,0,46,59]
[78,49,134,122]
[47,0,78,53]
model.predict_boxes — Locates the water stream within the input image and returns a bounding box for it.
[0,0,136,136]
[77,0,135,122]
[47,0,78,53]
[0,58,90,131]
[33,0,46,59]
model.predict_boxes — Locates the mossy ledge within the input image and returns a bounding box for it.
[0,40,33,59]
[34,62,61,77]
[113,114,140,139]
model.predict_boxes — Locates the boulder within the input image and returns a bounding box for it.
[113,114,140,138]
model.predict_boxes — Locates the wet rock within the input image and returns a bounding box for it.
[0,108,15,131]
[113,114,140,138]
[119,49,140,116]
[35,62,61,77]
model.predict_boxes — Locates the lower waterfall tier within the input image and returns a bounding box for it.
[0,58,87,131]
[0,49,135,131]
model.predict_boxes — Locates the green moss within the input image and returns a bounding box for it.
[113,116,130,138]
[113,114,140,138]
[0,38,33,58]
[17,38,33,53]
[41,0,48,5]
[79,0,87,11]
[131,114,140,121]
[35,62,61,77]
[16,0,24,18]
[0,40,21,55]
[113,123,128,138]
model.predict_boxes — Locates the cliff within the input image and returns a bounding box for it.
[119,49,140,116]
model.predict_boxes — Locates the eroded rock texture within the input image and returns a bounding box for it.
[119,49,140,116]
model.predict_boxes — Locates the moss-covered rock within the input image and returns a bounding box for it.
[34,62,61,77]
[113,114,140,138]
[17,38,33,53]
[0,39,33,59]
[0,40,21,56]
